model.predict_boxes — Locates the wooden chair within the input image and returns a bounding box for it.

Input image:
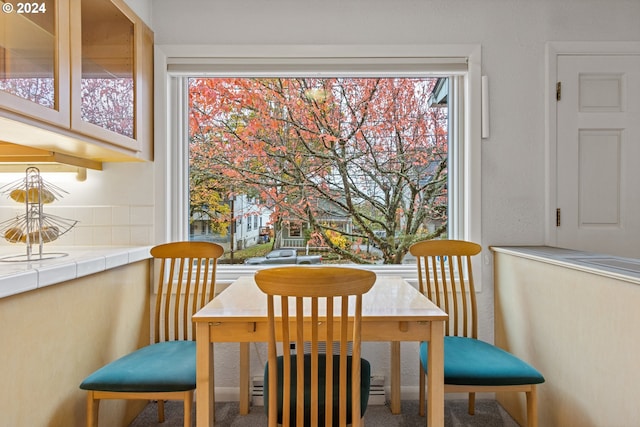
[255,266,376,427]
[409,239,545,427]
[79,241,224,427]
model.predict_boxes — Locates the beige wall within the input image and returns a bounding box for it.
[0,260,151,427]
[494,252,640,427]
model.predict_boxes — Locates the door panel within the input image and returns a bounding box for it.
[556,54,640,258]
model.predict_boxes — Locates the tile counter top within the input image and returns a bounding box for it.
[0,246,152,298]
[491,245,640,285]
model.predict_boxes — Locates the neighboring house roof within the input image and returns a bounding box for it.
[429,78,448,107]
[281,197,351,223]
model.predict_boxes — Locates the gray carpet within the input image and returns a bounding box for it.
[129,399,521,426]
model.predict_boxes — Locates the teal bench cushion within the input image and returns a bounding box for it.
[420,336,545,386]
[80,341,196,392]
[264,353,371,426]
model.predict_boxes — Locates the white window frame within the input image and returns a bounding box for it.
[154,44,482,283]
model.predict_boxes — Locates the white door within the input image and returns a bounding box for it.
[556,54,640,258]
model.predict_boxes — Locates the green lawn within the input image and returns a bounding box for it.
[220,241,273,263]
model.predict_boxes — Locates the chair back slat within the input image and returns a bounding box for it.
[150,241,224,342]
[348,293,363,424]
[174,258,185,341]
[256,266,375,427]
[410,240,481,338]
[324,295,334,426]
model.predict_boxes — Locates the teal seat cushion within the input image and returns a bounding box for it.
[420,336,545,386]
[264,353,371,426]
[80,341,196,392]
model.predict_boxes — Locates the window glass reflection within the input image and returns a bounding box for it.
[80,0,134,138]
[0,0,56,108]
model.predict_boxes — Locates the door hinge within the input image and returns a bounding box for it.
[556,82,562,101]
[556,208,561,227]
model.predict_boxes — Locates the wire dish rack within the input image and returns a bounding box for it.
[0,167,78,262]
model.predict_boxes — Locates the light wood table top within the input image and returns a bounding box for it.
[196,275,447,321]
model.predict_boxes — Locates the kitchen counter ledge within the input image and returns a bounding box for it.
[491,245,640,285]
[0,246,152,298]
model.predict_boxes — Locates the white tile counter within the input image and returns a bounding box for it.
[490,245,640,285]
[0,245,152,298]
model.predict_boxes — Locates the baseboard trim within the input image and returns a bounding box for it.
[212,385,495,404]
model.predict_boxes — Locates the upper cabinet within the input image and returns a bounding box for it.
[0,0,153,164]
[0,0,70,127]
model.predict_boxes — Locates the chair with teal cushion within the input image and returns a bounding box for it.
[79,241,224,427]
[265,353,371,426]
[421,337,544,386]
[255,266,376,427]
[409,240,545,427]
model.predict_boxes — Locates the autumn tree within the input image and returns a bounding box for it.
[80,78,134,138]
[189,161,231,236]
[189,77,448,264]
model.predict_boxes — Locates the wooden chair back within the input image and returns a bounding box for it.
[409,239,482,338]
[150,241,224,342]
[255,266,376,427]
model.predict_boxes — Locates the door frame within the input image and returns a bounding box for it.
[544,41,640,246]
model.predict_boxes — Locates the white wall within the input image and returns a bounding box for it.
[143,0,640,398]
[123,0,152,25]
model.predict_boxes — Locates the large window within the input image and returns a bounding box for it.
[189,77,448,265]
[158,45,482,271]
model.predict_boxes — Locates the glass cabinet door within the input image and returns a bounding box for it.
[0,0,70,125]
[77,0,135,140]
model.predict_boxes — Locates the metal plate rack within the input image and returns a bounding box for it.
[0,167,78,261]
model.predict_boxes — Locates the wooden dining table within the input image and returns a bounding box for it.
[193,274,448,427]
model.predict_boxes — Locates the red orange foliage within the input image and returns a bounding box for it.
[189,77,448,264]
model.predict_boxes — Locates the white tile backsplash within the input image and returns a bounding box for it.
[69,207,95,225]
[112,226,132,245]
[112,206,131,225]
[55,230,75,245]
[0,205,153,247]
[92,227,114,245]
[73,227,96,246]
[93,207,113,225]
[47,206,78,221]
[130,226,152,245]
[131,206,153,225]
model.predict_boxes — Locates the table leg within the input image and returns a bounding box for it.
[390,341,401,414]
[427,320,444,427]
[239,342,250,414]
[196,323,214,427]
